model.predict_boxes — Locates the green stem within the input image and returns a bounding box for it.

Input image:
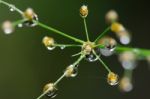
[94,44,105,48]
[0,0,23,15]
[54,44,82,48]
[83,18,90,41]
[94,26,110,43]
[12,19,26,27]
[37,54,85,99]
[116,46,150,57]
[35,21,85,44]
[124,69,133,80]
[93,50,111,72]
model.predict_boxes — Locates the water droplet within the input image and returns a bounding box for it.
[119,51,137,70]
[46,89,58,98]
[60,45,66,50]
[97,36,116,56]
[85,52,97,62]
[107,72,119,86]
[9,5,15,12]
[85,48,100,62]
[121,61,137,70]
[18,24,23,28]
[100,48,114,56]
[47,46,56,51]
[23,14,38,27]
[65,65,78,77]
[120,35,131,45]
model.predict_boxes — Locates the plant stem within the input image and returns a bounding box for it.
[12,19,26,26]
[116,46,150,57]
[94,44,105,48]
[124,69,133,80]
[93,50,111,72]
[0,0,23,15]
[37,54,85,99]
[83,18,90,41]
[94,26,110,43]
[35,21,85,44]
[54,44,82,48]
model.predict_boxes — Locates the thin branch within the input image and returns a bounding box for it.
[0,0,85,44]
[35,21,85,44]
[54,44,82,48]
[93,50,111,72]
[36,54,85,99]
[94,26,110,43]
[116,46,150,57]
[0,0,23,15]
[83,18,90,41]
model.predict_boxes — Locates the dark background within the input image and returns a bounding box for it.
[0,0,150,99]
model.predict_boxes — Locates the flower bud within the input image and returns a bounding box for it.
[2,20,14,34]
[119,77,133,92]
[42,36,56,50]
[80,5,88,18]
[105,10,118,23]
[107,72,119,86]
[111,22,125,33]
[65,65,78,77]
[43,83,58,98]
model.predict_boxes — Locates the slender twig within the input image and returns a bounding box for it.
[0,0,23,14]
[83,18,90,41]
[12,19,26,26]
[54,44,82,48]
[35,21,85,44]
[94,26,110,43]
[124,69,133,80]
[36,54,85,99]
[0,0,85,44]
[116,46,150,57]
[94,44,105,48]
[93,50,111,72]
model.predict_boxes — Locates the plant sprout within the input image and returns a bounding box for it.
[0,0,150,99]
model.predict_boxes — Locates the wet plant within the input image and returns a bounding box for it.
[0,0,150,98]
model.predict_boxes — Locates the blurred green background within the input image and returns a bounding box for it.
[0,0,150,99]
